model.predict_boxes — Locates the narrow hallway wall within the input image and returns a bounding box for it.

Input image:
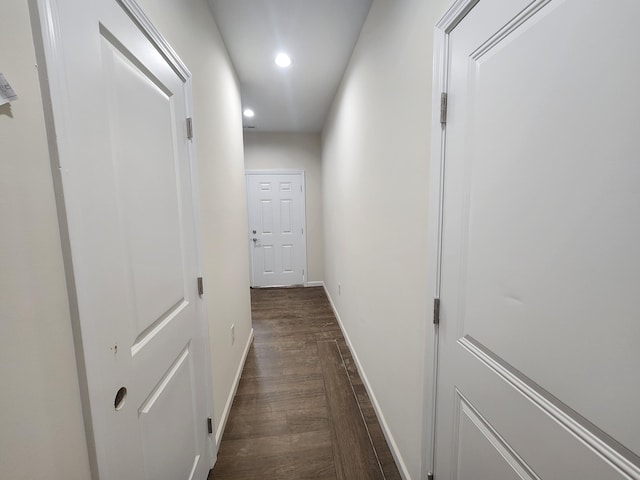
[322,0,451,478]
[244,132,324,284]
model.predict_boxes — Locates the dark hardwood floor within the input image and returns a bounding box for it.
[210,287,402,480]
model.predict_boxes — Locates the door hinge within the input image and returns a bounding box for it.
[440,92,447,125]
[433,298,440,325]
[186,117,194,140]
[207,417,213,435]
[427,473,434,480]
[197,276,204,296]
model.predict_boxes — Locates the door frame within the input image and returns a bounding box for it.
[245,169,308,288]
[31,0,215,476]
[423,0,479,478]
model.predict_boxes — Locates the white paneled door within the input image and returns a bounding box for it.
[246,172,307,287]
[36,1,211,479]
[432,0,640,479]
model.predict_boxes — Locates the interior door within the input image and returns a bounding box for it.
[246,172,307,287]
[37,0,211,478]
[434,0,640,478]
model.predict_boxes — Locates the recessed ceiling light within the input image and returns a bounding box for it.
[274,53,292,68]
[243,108,255,118]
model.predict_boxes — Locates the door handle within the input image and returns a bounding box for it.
[252,238,258,243]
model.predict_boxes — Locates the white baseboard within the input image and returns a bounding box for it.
[322,285,412,480]
[214,328,254,447]
[306,280,325,287]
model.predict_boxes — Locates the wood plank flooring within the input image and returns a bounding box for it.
[318,340,384,480]
[210,287,401,480]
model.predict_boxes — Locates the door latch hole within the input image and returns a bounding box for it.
[114,387,127,410]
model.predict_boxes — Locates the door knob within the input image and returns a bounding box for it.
[252,238,258,242]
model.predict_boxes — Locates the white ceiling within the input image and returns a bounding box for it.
[208,0,373,132]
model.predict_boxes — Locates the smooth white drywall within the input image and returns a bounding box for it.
[321,0,451,478]
[0,3,91,479]
[244,132,324,284]
[138,0,252,447]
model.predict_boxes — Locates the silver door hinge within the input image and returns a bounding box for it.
[427,473,434,480]
[207,417,213,435]
[186,117,194,140]
[440,92,447,125]
[197,277,204,296]
[433,298,440,325]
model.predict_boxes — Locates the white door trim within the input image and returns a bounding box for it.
[245,169,308,287]
[424,1,479,478]
[246,169,306,176]
[32,0,215,476]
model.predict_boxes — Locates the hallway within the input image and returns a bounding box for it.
[210,287,401,480]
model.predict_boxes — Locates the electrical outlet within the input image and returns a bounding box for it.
[338,283,341,295]
[231,324,235,345]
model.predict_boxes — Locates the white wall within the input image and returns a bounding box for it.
[0,3,91,478]
[244,132,324,284]
[321,0,451,478]
[137,0,253,446]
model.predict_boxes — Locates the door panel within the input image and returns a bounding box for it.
[38,1,211,478]
[281,199,293,233]
[261,199,274,233]
[435,0,640,478]
[247,173,307,287]
[139,346,199,480]
[263,245,275,273]
[455,393,535,480]
[101,29,186,341]
[281,244,294,272]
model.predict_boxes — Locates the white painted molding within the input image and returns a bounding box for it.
[116,0,191,81]
[424,1,481,477]
[305,281,324,288]
[455,388,540,480]
[214,328,254,448]
[322,286,412,480]
[436,0,480,32]
[469,0,552,61]
[459,336,640,479]
[32,1,99,478]
[245,169,305,176]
